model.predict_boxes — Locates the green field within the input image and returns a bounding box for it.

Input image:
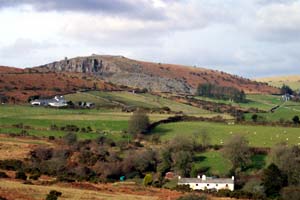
[196,94,282,111]
[196,94,300,122]
[194,151,232,176]
[152,121,300,147]
[0,104,178,140]
[66,91,216,116]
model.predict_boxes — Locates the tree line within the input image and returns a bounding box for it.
[196,83,247,103]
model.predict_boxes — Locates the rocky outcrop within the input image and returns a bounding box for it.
[34,54,280,94]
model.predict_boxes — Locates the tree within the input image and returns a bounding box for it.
[168,135,196,152]
[270,144,300,186]
[292,115,300,125]
[281,84,293,95]
[199,129,211,149]
[251,114,258,122]
[172,150,193,177]
[262,163,287,198]
[128,109,150,135]
[222,135,251,171]
[157,149,172,175]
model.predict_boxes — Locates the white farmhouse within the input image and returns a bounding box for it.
[178,175,234,191]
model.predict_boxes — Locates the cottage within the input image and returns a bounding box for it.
[31,96,68,107]
[178,175,234,191]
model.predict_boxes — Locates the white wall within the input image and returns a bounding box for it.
[179,183,234,191]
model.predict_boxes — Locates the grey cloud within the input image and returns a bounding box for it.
[0,0,165,20]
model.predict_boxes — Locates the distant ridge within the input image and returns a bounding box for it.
[256,75,300,90]
[34,55,279,94]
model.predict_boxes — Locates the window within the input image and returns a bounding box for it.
[196,184,198,186]
[216,184,218,186]
[207,184,209,186]
[226,184,228,187]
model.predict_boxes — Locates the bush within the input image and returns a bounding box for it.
[0,171,9,178]
[15,171,27,180]
[143,174,153,186]
[61,125,80,132]
[46,190,62,200]
[63,132,77,145]
[0,196,8,200]
[0,159,24,171]
[48,136,55,140]
[29,173,41,180]
[128,110,150,135]
[174,184,192,192]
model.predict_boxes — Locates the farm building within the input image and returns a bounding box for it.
[31,96,68,107]
[178,175,234,191]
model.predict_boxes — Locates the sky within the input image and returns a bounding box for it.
[0,0,299,78]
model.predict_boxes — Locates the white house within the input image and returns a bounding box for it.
[31,96,68,107]
[178,175,234,191]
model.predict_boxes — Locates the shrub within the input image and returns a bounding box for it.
[0,196,8,200]
[128,110,150,135]
[63,132,77,145]
[48,136,55,140]
[0,159,24,171]
[143,174,153,186]
[0,171,9,178]
[174,184,192,192]
[15,171,27,180]
[29,173,41,180]
[46,190,62,200]
[61,125,80,132]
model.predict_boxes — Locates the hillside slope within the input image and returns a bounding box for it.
[34,55,279,94]
[0,66,119,103]
[256,75,300,90]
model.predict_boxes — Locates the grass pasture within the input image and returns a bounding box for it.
[194,151,232,176]
[70,91,215,115]
[153,121,300,147]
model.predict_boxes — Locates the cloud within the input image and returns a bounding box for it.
[255,1,300,42]
[0,0,166,20]
[0,0,300,77]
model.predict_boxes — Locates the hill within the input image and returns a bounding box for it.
[34,55,279,94]
[256,75,300,90]
[0,66,119,103]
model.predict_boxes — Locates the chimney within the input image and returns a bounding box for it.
[232,176,235,180]
[197,175,201,179]
[202,175,206,181]
[178,176,181,180]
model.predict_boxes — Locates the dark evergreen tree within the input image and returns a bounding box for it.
[262,163,287,198]
[281,84,294,95]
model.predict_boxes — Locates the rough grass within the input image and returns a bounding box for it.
[256,75,300,90]
[152,121,300,147]
[0,135,53,160]
[0,180,159,200]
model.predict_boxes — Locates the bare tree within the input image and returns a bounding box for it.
[222,135,251,171]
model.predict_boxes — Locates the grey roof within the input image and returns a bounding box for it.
[178,178,234,184]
